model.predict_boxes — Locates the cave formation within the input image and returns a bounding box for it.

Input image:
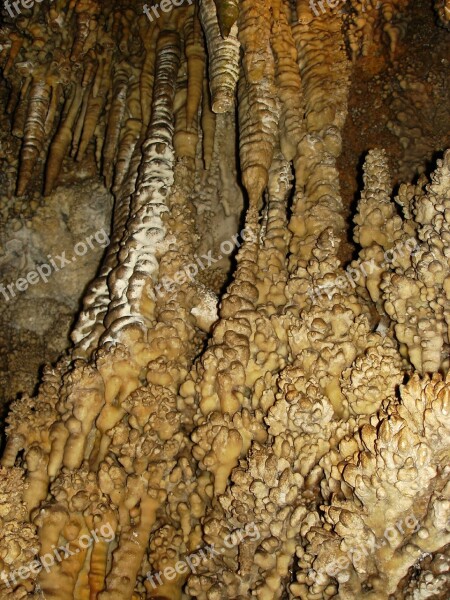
[0,0,449,598]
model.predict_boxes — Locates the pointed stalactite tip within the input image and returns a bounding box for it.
[213,0,239,38]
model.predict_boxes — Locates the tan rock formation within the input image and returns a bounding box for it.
[0,1,448,599]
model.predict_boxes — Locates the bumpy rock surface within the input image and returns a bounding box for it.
[0,1,448,599]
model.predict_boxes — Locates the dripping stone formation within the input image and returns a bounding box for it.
[0,1,449,599]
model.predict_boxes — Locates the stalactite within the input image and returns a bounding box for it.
[112,73,143,193]
[201,78,216,169]
[270,0,305,162]
[199,0,240,113]
[76,36,114,162]
[139,21,159,133]
[238,0,278,207]
[289,0,350,263]
[102,61,129,190]
[16,73,52,196]
[11,75,31,138]
[45,82,84,195]
[184,8,206,129]
[213,0,240,38]
[102,29,181,344]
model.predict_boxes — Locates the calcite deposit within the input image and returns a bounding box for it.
[0,0,448,599]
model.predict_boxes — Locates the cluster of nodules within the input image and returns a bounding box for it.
[0,1,449,599]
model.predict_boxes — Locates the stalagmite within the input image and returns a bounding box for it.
[354,150,450,373]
